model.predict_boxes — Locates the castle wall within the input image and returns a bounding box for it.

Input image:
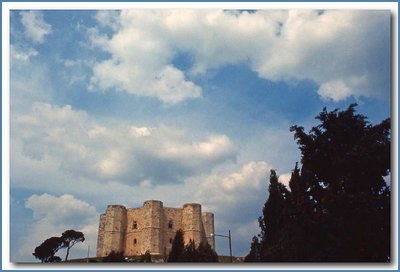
[141,200,163,255]
[96,205,127,257]
[162,208,183,257]
[96,200,214,258]
[96,213,106,257]
[182,203,203,246]
[202,212,215,249]
[125,208,143,256]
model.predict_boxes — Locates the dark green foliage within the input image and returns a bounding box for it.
[167,230,218,262]
[167,229,185,262]
[61,230,85,261]
[258,170,290,247]
[33,237,64,263]
[48,255,62,262]
[195,241,219,262]
[290,104,390,197]
[139,250,152,263]
[181,240,197,262]
[103,251,126,262]
[32,229,85,263]
[248,104,390,262]
[180,240,219,262]
[244,236,261,262]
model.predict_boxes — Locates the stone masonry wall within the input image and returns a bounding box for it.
[96,205,127,257]
[162,208,183,257]
[202,212,215,249]
[124,208,143,256]
[96,200,214,258]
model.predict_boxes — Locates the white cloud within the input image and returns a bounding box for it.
[90,10,389,103]
[194,161,271,256]
[11,102,237,191]
[18,194,98,262]
[20,11,52,43]
[196,161,270,212]
[317,79,352,102]
[26,194,98,225]
[10,45,38,62]
[89,11,202,104]
[93,10,121,31]
[10,53,53,110]
[279,172,292,189]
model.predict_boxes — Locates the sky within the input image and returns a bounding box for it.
[8,8,391,262]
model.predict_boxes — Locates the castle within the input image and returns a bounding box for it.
[96,200,215,258]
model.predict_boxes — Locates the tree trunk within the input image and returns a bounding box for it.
[65,246,70,261]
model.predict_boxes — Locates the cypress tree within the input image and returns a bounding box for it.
[167,229,185,262]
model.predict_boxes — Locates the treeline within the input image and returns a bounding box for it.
[102,229,218,263]
[167,229,218,262]
[33,230,85,263]
[245,104,391,262]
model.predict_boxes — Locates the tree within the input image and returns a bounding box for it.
[103,251,125,262]
[32,229,85,263]
[290,104,390,198]
[61,230,85,261]
[244,236,261,262]
[290,104,390,261]
[258,170,290,243]
[247,104,391,262]
[48,256,62,262]
[167,229,185,262]
[196,241,218,262]
[181,239,197,262]
[167,230,218,262]
[139,250,152,263]
[258,170,292,261]
[33,237,64,263]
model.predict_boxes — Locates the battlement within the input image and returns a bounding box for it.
[96,200,214,258]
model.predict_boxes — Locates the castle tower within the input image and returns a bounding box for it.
[96,213,107,257]
[182,203,203,246]
[96,205,127,257]
[202,212,215,249]
[96,200,215,258]
[141,200,163,255]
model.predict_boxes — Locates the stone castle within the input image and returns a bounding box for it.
[96,200,215,258]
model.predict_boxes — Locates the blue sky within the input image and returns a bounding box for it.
[9,9,391,262]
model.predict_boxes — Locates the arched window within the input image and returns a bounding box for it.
[133,238,137,244]
[132,221,138,229]
[169,238,173,244]
[168,220,173,229]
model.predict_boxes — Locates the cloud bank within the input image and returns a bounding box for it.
[11,102,237,190]
[90,10,390,103]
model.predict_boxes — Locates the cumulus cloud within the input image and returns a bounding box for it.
[195,161,271,255]
[11,102,237,191]
[90,10,389,103]
[279,172,292,189]
[17,194,98,262]
[89,10,202,104]
[26,194,98,225]
[20,11,52,43]
[196,161,270,218]
[93,10,121,31]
